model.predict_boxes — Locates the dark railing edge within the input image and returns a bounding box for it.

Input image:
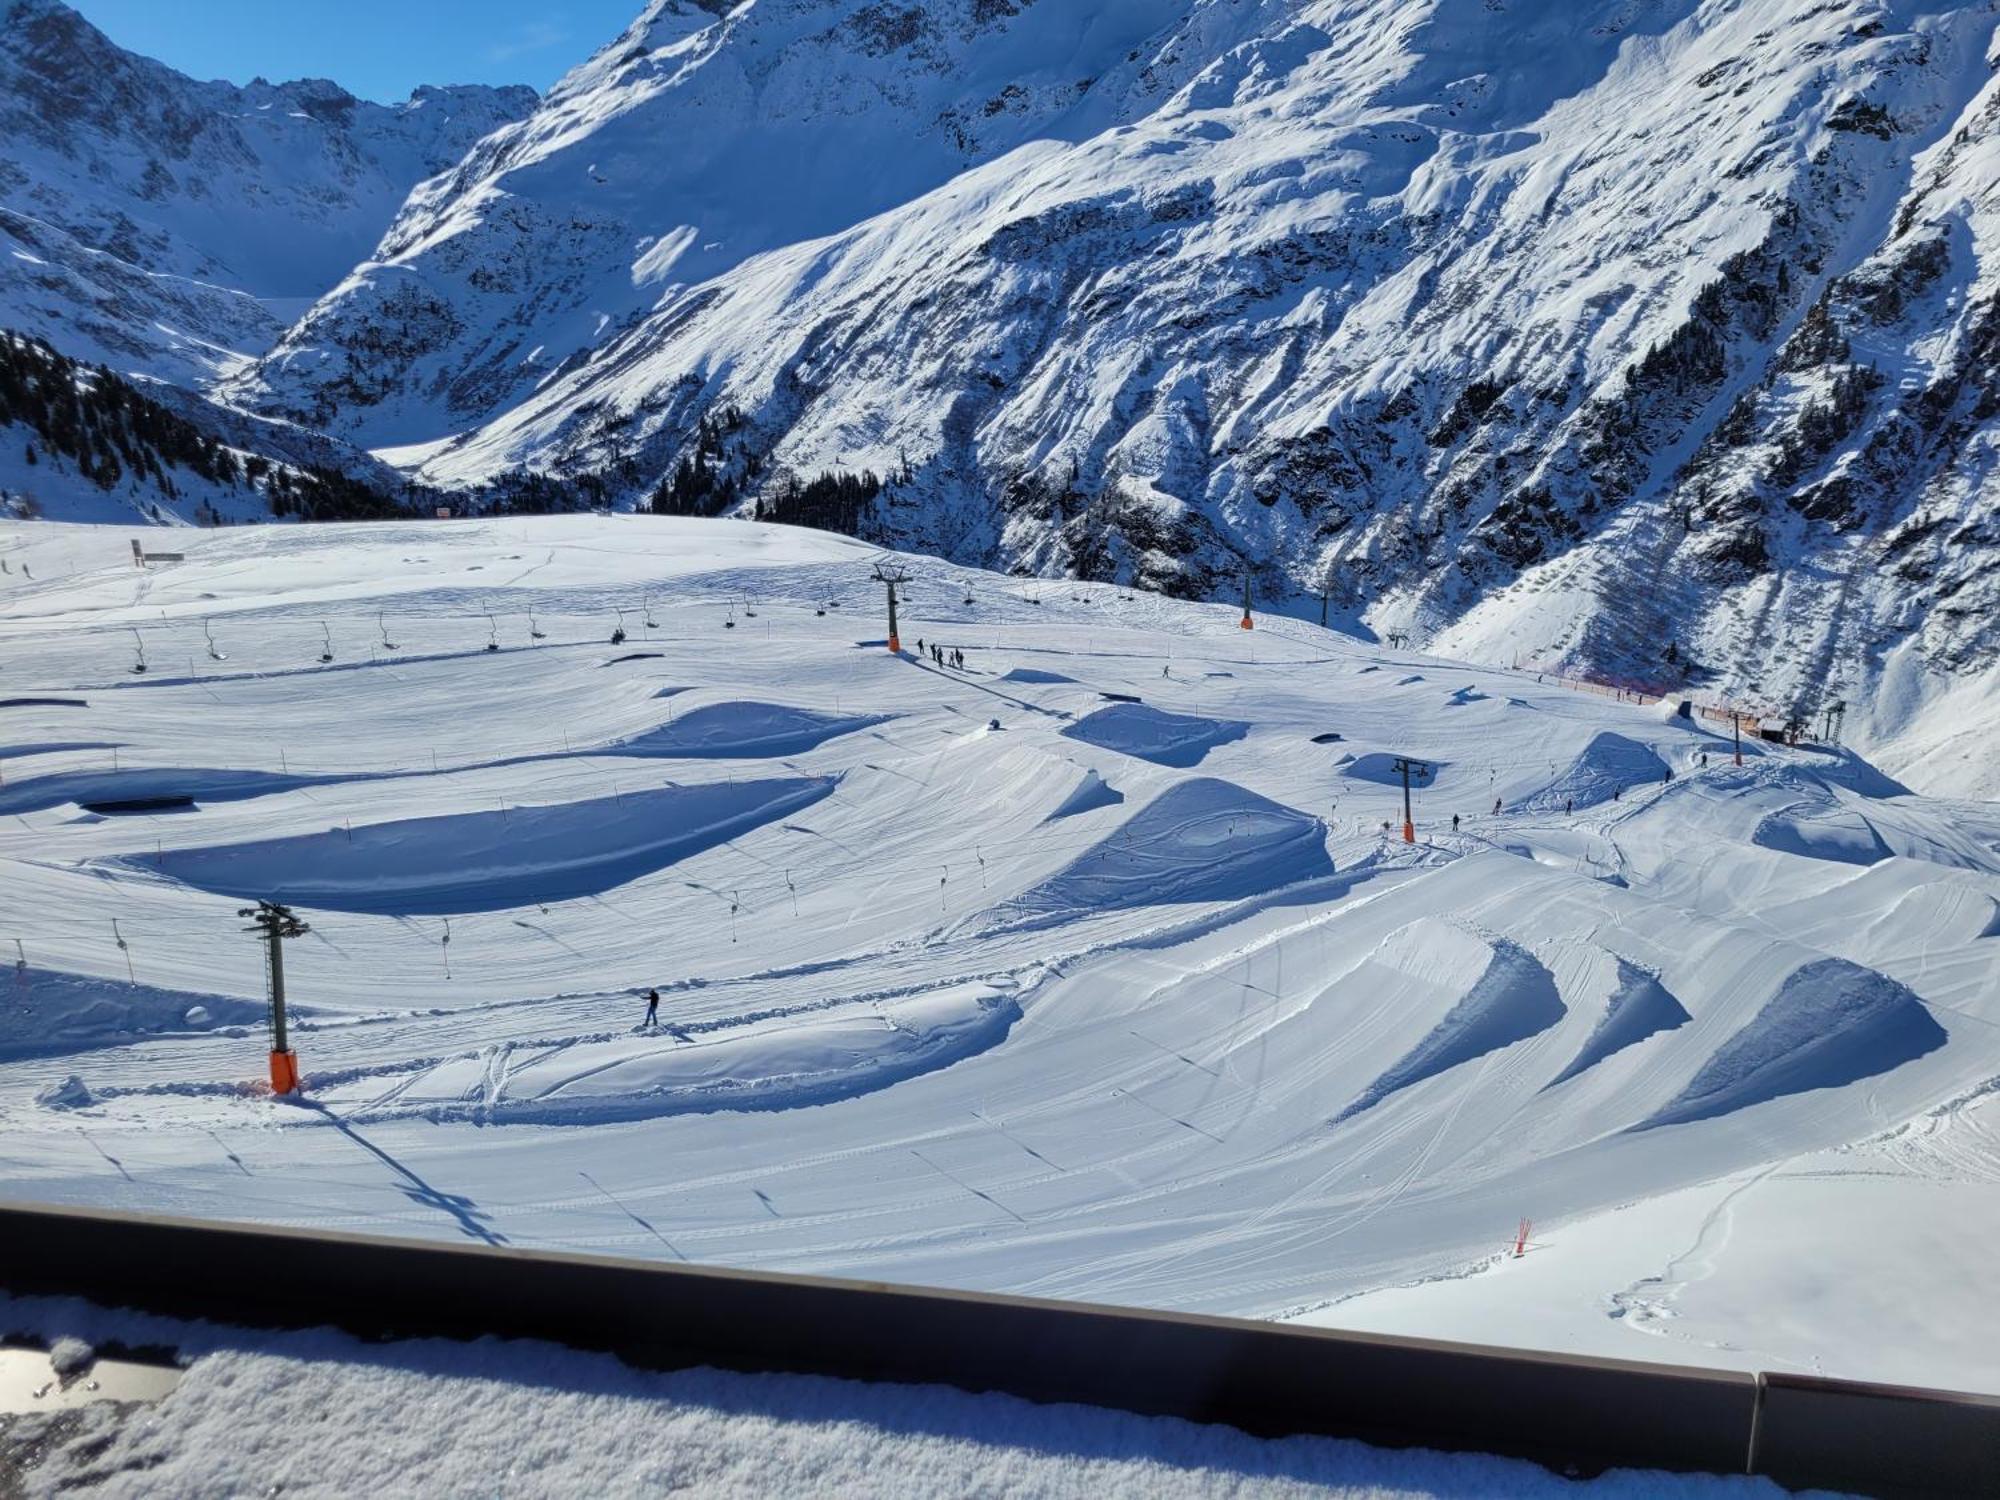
[2,1201,1994,1497]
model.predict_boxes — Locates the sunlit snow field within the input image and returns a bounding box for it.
[2,515,1997,1394]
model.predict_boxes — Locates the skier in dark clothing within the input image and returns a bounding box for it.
[1451,813,1460,833]
[916,638,925,657]
[1565,797,1573,815]
[642,989,660,1029]
[1492,797,1503,815]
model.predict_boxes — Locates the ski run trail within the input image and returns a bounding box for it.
[2,514,1997,1395]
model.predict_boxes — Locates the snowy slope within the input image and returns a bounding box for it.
[222,0,2000,798]
[1,513,1995,1394]
[0,0,535,386]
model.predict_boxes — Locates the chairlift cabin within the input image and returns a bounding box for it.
[129,627,147,674]
[611,609,627,646]
[203,619,225,661]
[484,614,500,652]
[378,612,397,651]
[644,599,660,629]
[529,613,547,640]
[318,623,334,664]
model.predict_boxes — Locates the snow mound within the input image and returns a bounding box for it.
[999,668,1075,685]
[2,969,264,1062]
[327,984,1020,1127]
[1044,768,1124,822]
[1338,753,1445,788]
[1638,959,1947,1130]
[608,702,888,759]
[1059,704,1249,768]
[134,777,836,916]
[1005,779,1329,923]
[1335,931,1565,1124]
[1545,956,1690,1089]
[1524,733,1670,812]
[34,1075,95,1111]
[1753,806,1894,866]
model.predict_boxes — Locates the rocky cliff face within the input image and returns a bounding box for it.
[0,0,535,386]
[88,3,2000,791]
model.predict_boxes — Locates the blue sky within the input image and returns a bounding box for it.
[69,1,644,101]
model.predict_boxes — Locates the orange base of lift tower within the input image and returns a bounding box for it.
[887,634,901,654]
[1239,614,1254,630]
[1402,821,1416,844]
[268,1050,300,1095]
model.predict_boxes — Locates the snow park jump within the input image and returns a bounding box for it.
[9,0,2000,1484]
[3,513,1996,1425]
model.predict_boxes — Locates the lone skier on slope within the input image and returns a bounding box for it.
[642,989,660,1029]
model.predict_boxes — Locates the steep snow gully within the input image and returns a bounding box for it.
[2,516,1997,1395]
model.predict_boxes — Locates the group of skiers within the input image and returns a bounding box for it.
[915,638,967,670]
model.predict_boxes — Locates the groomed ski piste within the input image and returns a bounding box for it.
[2,515,1997,1395]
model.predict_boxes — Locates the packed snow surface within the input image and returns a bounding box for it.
[1,515,1997,1398]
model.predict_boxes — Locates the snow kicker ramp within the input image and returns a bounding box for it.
[613,702,888,758]
[1332,924,1566,1123]
[1637,958,1947,1130]
[317,983,1020,1127]
[1060,703,1250,768]
[130,777,836,915]
[1000,778,1330,926]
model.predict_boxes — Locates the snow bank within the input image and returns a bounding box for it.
[1060,704,1250,768]
[1334,932,1565,1123]
[1638,959,1947,1130]
[0,766,324,817]
[1005,779,1329,923]
[131,777,837,916]
[2,968,264,1062]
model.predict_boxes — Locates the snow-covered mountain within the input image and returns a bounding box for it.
[222,0,2000,796]
[0,0,535,387]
